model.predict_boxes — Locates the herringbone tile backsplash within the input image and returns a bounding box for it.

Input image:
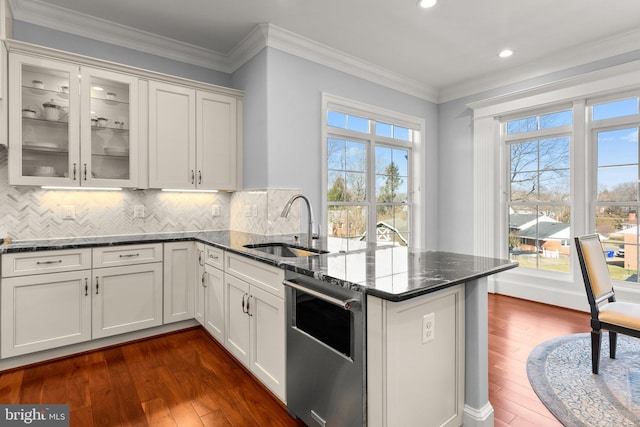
[0,148,304,241]
[0,147,231,240]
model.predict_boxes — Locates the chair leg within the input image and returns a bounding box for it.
[609,331,617,359]
[591,330,602,374]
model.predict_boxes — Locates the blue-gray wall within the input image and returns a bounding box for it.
[13,21,232,87]
[436,50,640,253]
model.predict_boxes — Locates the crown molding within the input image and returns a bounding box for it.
[439,27,640,104]
[258,24,439,103]
[9,0,232,72]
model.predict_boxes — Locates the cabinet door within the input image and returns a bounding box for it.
[1,270,91,358]
[148,81,196,189]
[8,53,80,186]
[204,263,225,344]
[92,263,163,339]
[163,242,196,323]
[195,243,205,326]
[249,285,286,401]
[225,273,250,366]
[80,66,139,188]
[196,91,237,191]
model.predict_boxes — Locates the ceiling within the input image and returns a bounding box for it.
[9,0,640,102]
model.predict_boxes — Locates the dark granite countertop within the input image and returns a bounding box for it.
[0,231,518,301]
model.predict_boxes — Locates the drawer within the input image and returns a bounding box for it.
[225,252,284,298]
[2,248,92,277]
[92,243,163,268]
[204,245,224,269]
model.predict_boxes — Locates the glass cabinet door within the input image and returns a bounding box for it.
[80,67,138,187]
[8,53,80,185]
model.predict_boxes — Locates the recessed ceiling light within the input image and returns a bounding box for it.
[418,0,436,8]
[499,49,514,58]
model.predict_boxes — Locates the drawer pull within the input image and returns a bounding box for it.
[208,254,219,260]
[95,277,99,294]
[119,253,140,258]
[202,272,207,287]
[36,260,63,265]
[85,278,88,296]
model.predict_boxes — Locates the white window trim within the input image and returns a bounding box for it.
[468,60,640,310]
[321,93,426,249]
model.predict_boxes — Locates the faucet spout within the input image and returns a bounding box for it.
[281,194,315,247]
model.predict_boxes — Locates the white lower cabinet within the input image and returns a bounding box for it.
[367,285,465,427]
[224,253,286,402]
[92,263,163,339]
[1,270,91,358]
[195,243,226,344]
[163,242,196,323]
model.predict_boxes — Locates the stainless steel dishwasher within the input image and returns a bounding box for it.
[284,272,366,427]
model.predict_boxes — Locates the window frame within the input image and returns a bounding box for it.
[321,93,424,248]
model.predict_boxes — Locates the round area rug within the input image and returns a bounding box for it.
[527,332,640,427]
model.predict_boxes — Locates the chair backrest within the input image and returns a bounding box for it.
[575,234,615,311]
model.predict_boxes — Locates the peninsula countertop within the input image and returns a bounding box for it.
[0,230,518,301]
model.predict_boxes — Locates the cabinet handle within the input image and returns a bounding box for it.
[36,259,62,265]
[202,272,207,287]
[191,170,195,184]
[209,254,218,261]
[198,250,204,266]
[95,276,99,294]
[119,253,140,258]
[83,163,88,181]
[246,295,253,317]
[73,163,77,180]
[241,293,247,313]
[198,170,202,184]
[85,278,88,296]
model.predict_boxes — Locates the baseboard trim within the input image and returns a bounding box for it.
[463,403,494,427]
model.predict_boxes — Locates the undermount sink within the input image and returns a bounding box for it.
[243,242,329,257]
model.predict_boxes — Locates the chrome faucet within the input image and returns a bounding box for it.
[281,194,315,248]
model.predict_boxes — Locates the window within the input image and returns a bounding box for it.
[505,109,572,272]
[591,96,640,282]
[323,98,420,249]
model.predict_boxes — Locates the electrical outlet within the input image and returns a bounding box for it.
[211,204,220,216]
[244,204,252,216]
[62,205,75,220]
[252,204,258,217]
[422,312,435,344]
[133,205,145,218]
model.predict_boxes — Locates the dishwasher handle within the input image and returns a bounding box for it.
[283,279,359,310]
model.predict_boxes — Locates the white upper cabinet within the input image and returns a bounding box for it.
[148,81,196,189]
[149,81,240,191]
[8,52,139,187]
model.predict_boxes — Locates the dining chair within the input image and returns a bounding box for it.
[574,234,640,374]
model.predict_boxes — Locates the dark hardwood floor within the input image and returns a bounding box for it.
[489,294,590,427]
[0,294,590,426]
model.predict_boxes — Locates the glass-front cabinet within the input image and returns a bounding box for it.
[8,53,138,187]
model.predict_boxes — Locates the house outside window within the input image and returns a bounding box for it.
[591,96,640,282]
[504,109,573,272]
[322,95,420,250]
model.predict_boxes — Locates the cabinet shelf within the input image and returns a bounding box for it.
[90,96,129,106]
[22,116,69,126]
[22,143,68,153]
[22,85,69,99]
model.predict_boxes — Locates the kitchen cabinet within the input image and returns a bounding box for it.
[198,245,225,344]
[367,285,465,427]
[8,52,140,187]
[1,248,92,358]
[92,244,163,338]
[148,81,239,191]
[224,253,286,401]
[163,242,196,323]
